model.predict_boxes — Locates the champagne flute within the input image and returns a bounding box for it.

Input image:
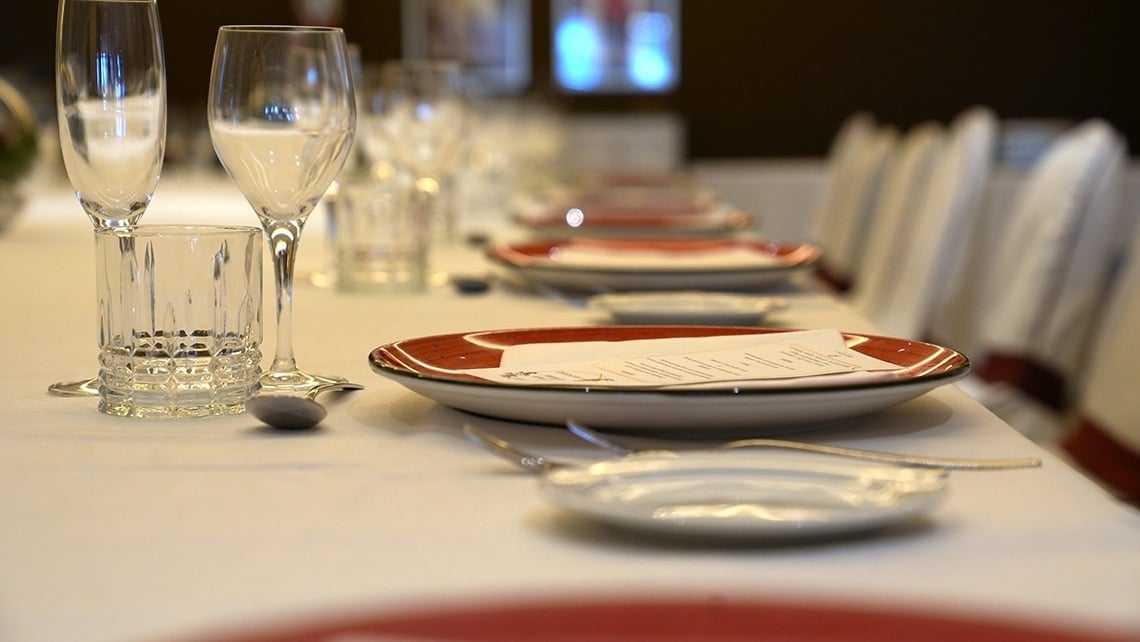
[208,25,356,394]
[51,0,166,396]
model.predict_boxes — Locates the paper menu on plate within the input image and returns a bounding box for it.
[467,329,900,389]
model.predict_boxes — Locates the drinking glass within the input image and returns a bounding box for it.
[208,25,356,394]
[370,60,467,242]
[51,0,166,396]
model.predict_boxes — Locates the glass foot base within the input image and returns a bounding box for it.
[48,377,100,397]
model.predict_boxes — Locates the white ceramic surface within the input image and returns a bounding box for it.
[539,450,949,540]
[588,291,789,325]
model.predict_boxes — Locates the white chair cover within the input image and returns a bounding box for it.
[1036,123,1127,379]
[807,112,877,247]
[868,106,997,340]
[1063,221,1140,504]
[808,113,896,290]
[849,121,944,318]
[821,127,897,290]
[957,121,1126,443]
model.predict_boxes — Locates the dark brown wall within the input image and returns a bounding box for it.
[3,0,1137,159]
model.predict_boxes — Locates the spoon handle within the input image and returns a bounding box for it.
[305,381,365,400]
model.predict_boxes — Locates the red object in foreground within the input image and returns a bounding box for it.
[174,596,1139,642]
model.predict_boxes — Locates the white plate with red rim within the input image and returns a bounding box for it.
[486,237,822,292]
[368,325,970,435]
[513,204,751,237]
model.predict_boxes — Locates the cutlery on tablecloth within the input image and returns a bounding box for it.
[565,420,1042,471]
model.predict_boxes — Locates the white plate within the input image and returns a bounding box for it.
[368,326,971,435]
[486,238,821,292]
[589,291,789,325]
[539,450,950,540]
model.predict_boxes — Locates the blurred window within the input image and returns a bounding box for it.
[552,0,680,94]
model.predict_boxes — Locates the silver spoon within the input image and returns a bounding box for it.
[566,419,1042,470]
[247,382,364,430]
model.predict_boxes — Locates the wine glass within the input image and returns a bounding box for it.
[371,60,468,242]
[208,25,356,394]
[51,0,166,396]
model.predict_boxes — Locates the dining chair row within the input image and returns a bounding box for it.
[809,108,1138,503]
[1061,217,1140,504]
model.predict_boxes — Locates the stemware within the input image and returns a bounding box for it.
[369,59,468,242]
[208,25,356,394]
[51,0,166,396]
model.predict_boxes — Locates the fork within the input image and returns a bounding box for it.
[565,420,1042,471]
[462,423,578,472]
[463,422,1041,473]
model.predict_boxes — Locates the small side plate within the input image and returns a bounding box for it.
[539,450,949,541]
[589,291,789,325]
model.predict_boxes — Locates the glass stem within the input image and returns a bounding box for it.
[264,218,303,375]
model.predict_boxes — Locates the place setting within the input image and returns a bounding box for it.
[485,236,824,293]
[358,310,1017,545]
[456,419,1038,544]
[511,169,752,237]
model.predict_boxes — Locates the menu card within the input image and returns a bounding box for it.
[467,329,899,390]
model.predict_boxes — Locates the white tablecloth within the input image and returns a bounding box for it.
[1,171,1138,642]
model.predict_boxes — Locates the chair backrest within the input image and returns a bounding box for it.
[849,121,944,317]
[808,113,896,290]
[1035,122,1126,379]
[808,112,877,246]
[1062,220,1140,504]
[868,106,997,339]
[970,120,1125,409]
[823,127,897,290]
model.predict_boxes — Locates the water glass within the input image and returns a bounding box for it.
[330,175,432,293]
[95,225,263,418]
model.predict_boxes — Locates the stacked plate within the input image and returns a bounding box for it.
[486,237,821,293]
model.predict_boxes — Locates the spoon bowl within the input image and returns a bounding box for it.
[248,382,364,430]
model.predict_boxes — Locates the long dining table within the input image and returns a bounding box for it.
[1,168,1138,642]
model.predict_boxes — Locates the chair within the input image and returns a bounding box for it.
[866,106,998,340]
[849,121,944,318]
[1062,223,1140,505]
[808,113,896,292]
[956,120,1126,443]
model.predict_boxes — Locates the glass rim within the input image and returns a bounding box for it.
[94,224,262,238]
[218,25,344,34]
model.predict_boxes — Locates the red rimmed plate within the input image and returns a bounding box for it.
[486,238,821,292]
[514,205,750,237]
[175,596,1137,642]
[368,326,970,435]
